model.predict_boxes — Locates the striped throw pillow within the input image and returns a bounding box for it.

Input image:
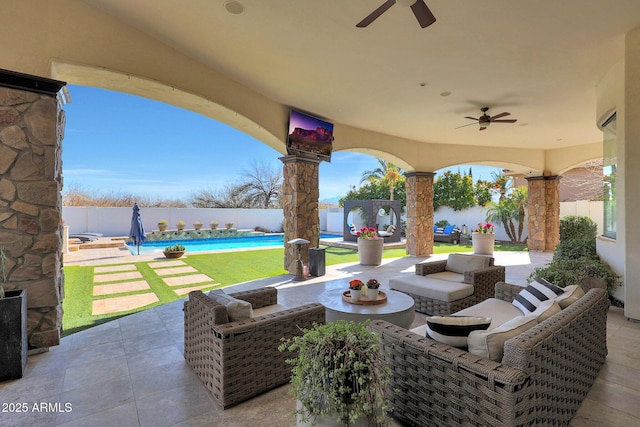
[512,279,564,314]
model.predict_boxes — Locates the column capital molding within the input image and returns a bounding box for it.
[525,175,562,182]
[404,171,436,178]
[279,155,322,165]
[0,68,66,97]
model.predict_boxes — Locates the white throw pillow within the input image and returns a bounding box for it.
[512,279,564,314]
[467,314,538,361]
[445,254,491,274]
[555,285,585,309]
[207,289,253,321]
[426,316,492,348]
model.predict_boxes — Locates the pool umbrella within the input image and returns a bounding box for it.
[129,203,146,255]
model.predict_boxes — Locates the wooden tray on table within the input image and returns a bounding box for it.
[342,290,387,305]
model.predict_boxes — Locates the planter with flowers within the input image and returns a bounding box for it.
[356,227,383,266]
[158,219,168,232]
[193,221,203,230]
[471,222,495,255]
[366,279,380,299]
[176,220,186,231]
[348,279,363,302]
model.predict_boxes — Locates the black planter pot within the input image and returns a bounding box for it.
[0,289,27,382]
[309,248,326,277]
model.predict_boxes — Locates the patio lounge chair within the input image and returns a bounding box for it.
[183,287,325,408]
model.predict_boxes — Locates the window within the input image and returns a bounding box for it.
[602,113,617,239]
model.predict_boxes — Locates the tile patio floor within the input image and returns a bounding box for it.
[1,250,639,426]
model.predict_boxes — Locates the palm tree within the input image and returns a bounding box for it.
[485,186,528,243]
[360,159,403,200]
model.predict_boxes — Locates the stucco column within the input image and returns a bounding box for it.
[526,175,561,252]
[405,172,435,256]
[0,69,66,348]
[280,155,320,274]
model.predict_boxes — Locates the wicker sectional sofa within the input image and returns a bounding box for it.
[183,287,325,408]
[369,281,610,427]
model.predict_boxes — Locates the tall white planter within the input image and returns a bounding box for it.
[472,233,495,255]
[357,238,384,266]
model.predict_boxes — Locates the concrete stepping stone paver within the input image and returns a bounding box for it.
[92,293,159,315]
[163,274,214,287]
[93,280,151,296]
[94,264,137,273]
[154,266,198,276]
[93,271,143,283]
[148,260,186,269]
[173,284,220,296]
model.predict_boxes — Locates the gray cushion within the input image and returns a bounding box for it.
[427,271,465,283]
[390,275,474,302]
[445,253,491,274]
[207,289,253,321]
[454,298,523,329]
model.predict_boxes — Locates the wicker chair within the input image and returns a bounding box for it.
[183,287,325,408]
[390,256,506,315]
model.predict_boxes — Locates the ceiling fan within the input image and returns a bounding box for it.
[356,0,436,29]
[457,107,518,131]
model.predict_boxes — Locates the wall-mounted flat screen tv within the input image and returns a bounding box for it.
[287,109,334,162]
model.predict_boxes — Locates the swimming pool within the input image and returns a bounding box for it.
[127,233,340,255]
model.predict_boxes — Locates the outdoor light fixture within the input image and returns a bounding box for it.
[462,224,467,235]
[288,238,310,281]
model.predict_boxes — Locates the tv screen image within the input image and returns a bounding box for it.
[287,109,334,162]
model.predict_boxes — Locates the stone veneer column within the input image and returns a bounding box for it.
[526,175,561,252]
[405,172,435,256]
[0,69,67,348]
[280,155,320,274]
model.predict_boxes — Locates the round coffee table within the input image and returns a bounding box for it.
[318,288,415,328]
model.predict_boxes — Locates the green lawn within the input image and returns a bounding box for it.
[62,242,526,336]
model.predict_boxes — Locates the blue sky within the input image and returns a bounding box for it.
[62,85,500,203]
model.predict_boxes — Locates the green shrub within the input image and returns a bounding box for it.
[553,239,597,261]
[530,257,620,295]
[435,219,450,227]
[560,216,597,241]
[164,244,186,252]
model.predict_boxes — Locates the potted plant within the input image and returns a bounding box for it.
[349,279,363,302]
[163,244,186,258]
[158,219,168,231]
[0,247,28,382]
[225,222,234,230]
[471,222,495,255]
[210,221,218,230]
[366,279,380,299]
[193,221,203,230]
[279,320,390,427]
[355,227,383,266]
[176,220,186,231]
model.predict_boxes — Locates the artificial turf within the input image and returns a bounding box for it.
[61,242,526,336]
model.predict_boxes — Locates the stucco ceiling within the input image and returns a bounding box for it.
[82,0,640,150]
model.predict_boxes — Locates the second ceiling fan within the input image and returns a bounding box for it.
[356,0,436,29]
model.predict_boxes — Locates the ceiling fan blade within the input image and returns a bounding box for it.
[491,119,518,123]
[464,116,478,121]
[410,0,436,28]
[356,0,396,28]
[455,122,478,129]
[490,112,510,120]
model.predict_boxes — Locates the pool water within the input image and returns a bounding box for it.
[127,233,340,255]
